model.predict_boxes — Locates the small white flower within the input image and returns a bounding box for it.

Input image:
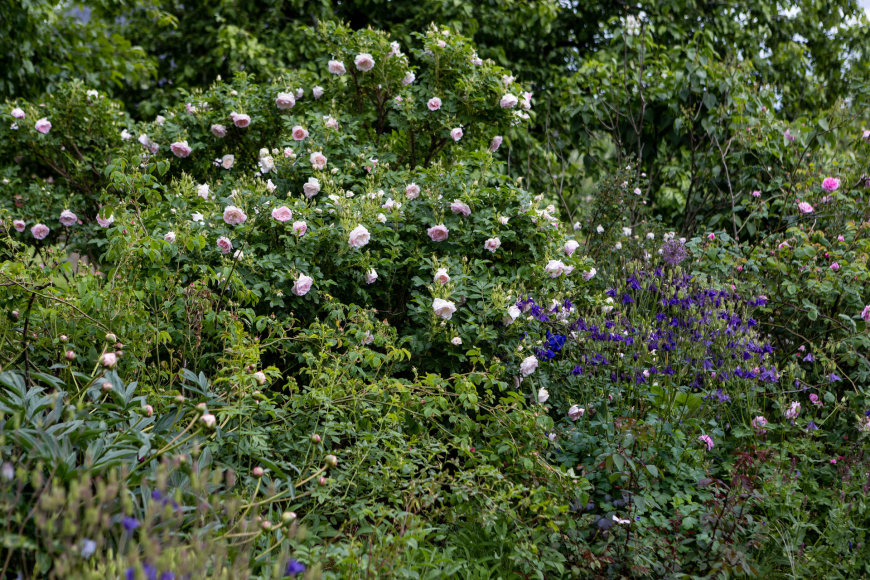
[537,387,549,403]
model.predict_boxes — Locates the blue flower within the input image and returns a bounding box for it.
[80,539,96,560]
[122,516,139,533]
[829,373,842,382]
[803,353,814,362]
[284,559,306,577]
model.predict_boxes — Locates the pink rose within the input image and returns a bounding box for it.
[354,53,375,71]
[35,118,51,134]
[427,97,442,111]
[59,210,77,227]
[328,60,346,75]
[96,214,114,227]
[310,152,327,170]
[211,124,227,138]
[830,262,840,271]
[221,154,235,169]
[272,206,293,222]
[564,240,580,256]
[797,201,814,214]
[13,219,26,232]
[432,298,457,320]
[216,236,233,254]
[484,237,501,252]
[821,177,840,192]
[427,224,449,242]
[499,94,518,108]
[275,92,296,110]
[450,200,471,216]
[365,268,378,284]
[402,72,415,85]
[348,224,371,248]
[450,127,463,141]
[164,231,176,242]
[292,220,307,236]
[31,223,49,240]
[303,177,320,198]
[545,259,573,278]
[230,112,251,128]
[223,205,247,226]
[434,268,450,285]
[291,126,309,141]
[489,136,503,152]
[405,183,420,199]
[324,116,338,130]
[312,86,324,99]
[11,107,25,119]
[292,273,313,296]
[568,405,584,420]
[170,140,192,158]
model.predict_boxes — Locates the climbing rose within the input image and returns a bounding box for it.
[484,238,501,252]
[798,201,814,214]
[500,94,518,108]
[434,268,450,285]
[272,206,293,222]
[427,224,449,242]
[432,298,457,320]
[545,259,574,278]
[303,177,320,198]
[365,269,378,284]
[35,118,51,134]
[405,183,420,199]
[164,232,176,242]
[821,177,840,192]
[312,86,324,99]
[223,205,247,226]
[275,92,296,110]
[292,274,313,296]
[328,60,346,75]
[170,141,192,158]
[564,240,580,256]
[59,210,78,227]
[489,136,503,152]
[216,236,232,254]
[31,224,49,240]
[230,112,250,128]
[348,225,371,248]
[450,127,463,141]
[568,405,585,420]
[427,97,442,111]
[450,200,471,216]
[291,126,309,141]
[354,53,375,71]
[292,221,307,236]
[211,124,227,138]
[221,154,235,169]
[537,387,549,403]
[13,220,26,232]
[520,356,538,377]
[11,107,25,119]
[310,152,327,170]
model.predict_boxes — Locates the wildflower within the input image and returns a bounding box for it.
[661,239,688,266]
[698,434,714,451]
[59,210,78,227]
[612,515,631,525]
[427,224,449,242]
[80,539,97,559]
[829,373,842,382]
[354,53,375,71]
[520,356,538,377]
[292,274,313,296]
[484,237,501,252]
[568,405,584,420]
[122,516,139,533]
[275,92,296,109]
[751,190,761,197]
[751,416,768,433]
[1,463,13,481]
[432,298,457,320]
[809,393,822,406]
[821,177,840,192]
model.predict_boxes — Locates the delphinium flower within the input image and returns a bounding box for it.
[284,560,306,577]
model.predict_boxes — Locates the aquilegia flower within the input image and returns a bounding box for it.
[698,434,714,451]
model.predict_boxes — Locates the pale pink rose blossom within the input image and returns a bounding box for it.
[365,268,378,284]
[164,231,176,242]
[434,268,450,285]
[798,201,814,214]
[328,60,346,75]
[405,183,420,199]
[292,273,314,296]
[59,210,77,227]
[11,107,25,119]
[432,298,457,320]
[35,118,51,134]
[221,154,235,169]
[450,200,471,216]
[94,214,113,227]
[427,224,449,242]
[402,72,415,85]
[348,224,371,248]
[230,112,251,128]
[13,220,26,232]
[564,240,580,256]
[211,124,227,138]
[484,237,501,252]
[354,53,375,71]
[427,97,442,111]
[31,224,49,240]
[272,206,293,222]
[568,405,584,420]
[821,177,840,192]
[170,140,192,158]
[545,259,574,278]
[520,356,538,377]
[310,152,327,170]
[324,116,338,130]
[216,236,233,254]
[450,127,463,141]
[196,184,210,199]
[292,125,309,141]
[312,86,324,99]
[303,177,321,198]
[583,268,597,281]
[275,92,296,110]
[499,94,518,108]
[489,136,503,152]
[223,205,247,225]
[292,221,307,236]
[295,88,304,99]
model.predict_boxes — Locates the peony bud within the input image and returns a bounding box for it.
[253,466,265,477]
